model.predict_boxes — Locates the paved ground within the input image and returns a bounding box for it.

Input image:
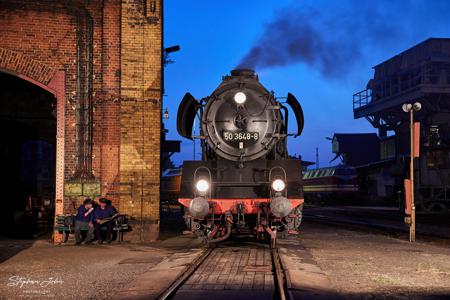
[0,234,201,299]
[278,238,339,299]
[300,222,450,299]
[2,213,450,299]
[304,205,450,239]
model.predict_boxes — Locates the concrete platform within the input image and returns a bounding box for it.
[278,238,341,299]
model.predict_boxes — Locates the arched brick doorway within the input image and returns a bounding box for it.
[0,49,65,237]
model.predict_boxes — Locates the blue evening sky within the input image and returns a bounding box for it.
[163,0,450,167]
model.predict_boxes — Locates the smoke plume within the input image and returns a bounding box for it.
[237,1,450,78]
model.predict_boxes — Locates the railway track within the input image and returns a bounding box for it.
[271,245,287,300]
[157,242,288,300]
[304,211,450,244]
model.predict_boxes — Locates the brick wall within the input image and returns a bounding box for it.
[0,0,162,242]
[120,0,162,242]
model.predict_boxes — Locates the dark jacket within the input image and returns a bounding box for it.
[75,205,94,222]
[93,205,117,222]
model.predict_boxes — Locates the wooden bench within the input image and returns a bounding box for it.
[54,214,131,243]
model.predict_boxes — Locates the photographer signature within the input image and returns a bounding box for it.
[7,276,63,288]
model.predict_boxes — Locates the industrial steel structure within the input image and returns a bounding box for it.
[353,38,450,211]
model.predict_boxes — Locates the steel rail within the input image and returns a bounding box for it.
[271,245,287,300]
[157,242,288,300]
[156,247,214,300]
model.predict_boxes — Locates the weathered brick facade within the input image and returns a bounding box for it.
[119,0,162,241]
[0,0,162,242]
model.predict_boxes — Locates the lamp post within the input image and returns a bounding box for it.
[193,117,196,160]
[402,102,421,242]
[163,107,169,119]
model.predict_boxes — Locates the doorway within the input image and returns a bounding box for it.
[0,72,56,238]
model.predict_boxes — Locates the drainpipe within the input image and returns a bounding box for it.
[73,9,94,180]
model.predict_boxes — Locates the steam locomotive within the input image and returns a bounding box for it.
[176,69,305,244]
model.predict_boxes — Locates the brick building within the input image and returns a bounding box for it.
[0,0,164,242]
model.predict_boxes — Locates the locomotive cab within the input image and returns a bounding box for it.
[177,69,305,244]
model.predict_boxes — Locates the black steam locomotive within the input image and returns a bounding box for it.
[177,69,305,244]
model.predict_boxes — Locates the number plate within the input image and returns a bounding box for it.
[223,131,259,141]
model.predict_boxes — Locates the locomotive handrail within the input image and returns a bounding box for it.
[272,133,287,138]
[212,181,271,187]
[242,94,273,117]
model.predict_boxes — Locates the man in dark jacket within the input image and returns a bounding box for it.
[74,198,94,245]
[93,198,118,244]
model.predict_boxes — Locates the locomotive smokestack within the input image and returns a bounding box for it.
[230,69,255,77]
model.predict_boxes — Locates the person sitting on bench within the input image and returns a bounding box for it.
[93,198,119,244]
[74,198,94,245]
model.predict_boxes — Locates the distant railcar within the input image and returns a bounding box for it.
[303,165,358,201]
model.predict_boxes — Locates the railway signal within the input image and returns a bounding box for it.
[402,102,421,242]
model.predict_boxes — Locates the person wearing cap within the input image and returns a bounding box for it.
[74,198,95,245]
[93,198,118,244]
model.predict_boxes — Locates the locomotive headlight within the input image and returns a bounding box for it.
[234,92,246,104]
[196,179,210,193]
[272,179,286,192]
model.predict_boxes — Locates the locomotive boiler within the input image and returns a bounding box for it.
[177,69,305,244]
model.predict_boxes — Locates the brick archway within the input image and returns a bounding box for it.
[0,47,65,234]
[0,48,56,86]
